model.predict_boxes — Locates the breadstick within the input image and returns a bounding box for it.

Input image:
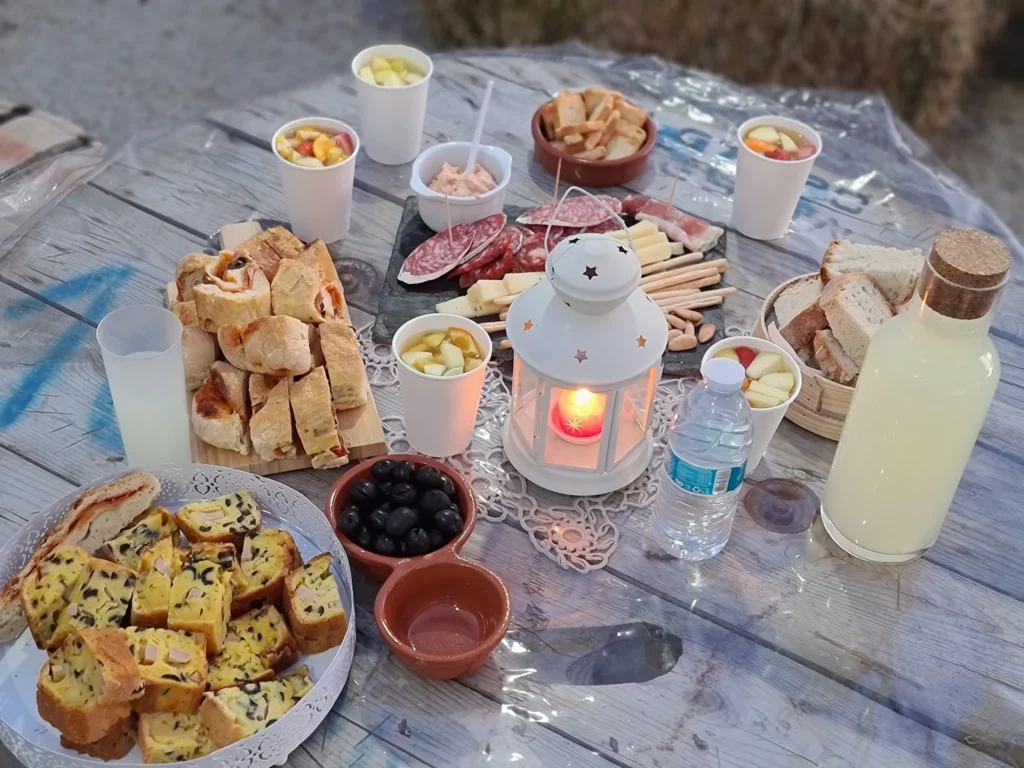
[666,314,689,331]
[640,267,719,294]
[638,258,727,287]
[479,321,506,333]
[698,324,716,343]
[668,334,698,352]
[670,308,703,323]
[687,286,736,301]
[493,294,517,307]
[640,252,704,275]
[659,295,724,312]
[646,287,699,302]
[499,310,508,321]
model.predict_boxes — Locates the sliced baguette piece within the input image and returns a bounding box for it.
[818,273,893,366]
[774,275,827,349]
[813,329,860,385]
[820,240,924,306]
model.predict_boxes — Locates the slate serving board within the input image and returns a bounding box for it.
[372,196,727,377]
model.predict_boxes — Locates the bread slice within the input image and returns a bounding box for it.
[37,628,144,744]
[605,134,640,161]
[583,87,622,115]
[232,529,302,615]
[124,627,209,713]
[234,226,304,281]
[272,258,326,324]
[554,91,586,129]
[137,711,217,763]
[192,377,251,455]
[193,266,271,333]
[614,97,647,127]
[813,329,860,385]
[821,240,924,306]
[819,273,893,366]
[319,321,367,410]
[181,326,217,391]
[283,553,347,654]
[0,472,160,642]
[218,315,312,377]
[101,506,178,571]
[174,253,218,302]
[774,275,827,350]
[60,715,135,760]
[250,377,298,462]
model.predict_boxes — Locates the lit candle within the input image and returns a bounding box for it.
[553,388,606,442]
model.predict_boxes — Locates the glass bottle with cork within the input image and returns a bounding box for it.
[822,228,1011,562]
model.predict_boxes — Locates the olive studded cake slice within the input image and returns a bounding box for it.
[20,544,91,650]
[137,711,217,763]
[200,665,313,747]
[60,715,135,760]
[101,506,179,571]
[167,558,233,656]
[50,558,137,651]
[283,553,347,654]
[207,605,299,691]
[176,491,263,546]
[232,528,302,616]
[132,537,186,628]
[123,627,208,713]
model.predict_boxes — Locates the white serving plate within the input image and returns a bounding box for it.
[0,464,355,768]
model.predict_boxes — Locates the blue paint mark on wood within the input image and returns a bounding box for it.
[0,265,134,456]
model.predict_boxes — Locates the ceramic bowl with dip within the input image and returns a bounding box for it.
[410,141,512,232]
[326,455,511,679]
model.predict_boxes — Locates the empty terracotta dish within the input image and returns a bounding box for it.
[326,454,511,679]
[531,107,657,187]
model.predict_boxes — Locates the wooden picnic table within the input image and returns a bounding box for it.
[1,48,1023,767]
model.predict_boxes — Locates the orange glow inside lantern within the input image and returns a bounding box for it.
[550,387,607,444]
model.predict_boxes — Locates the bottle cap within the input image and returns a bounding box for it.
[919,228,1011,319]
[702,358,745,393]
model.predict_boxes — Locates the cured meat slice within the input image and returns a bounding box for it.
[459,245,515,289]
[621,195,724,252]
[524,224,568,251]
[452,226,516,276]
[454,213,508,266]
[511,233,548,273]
[516,195,622,228]
[583,217,626,235]
[398,222,474,284]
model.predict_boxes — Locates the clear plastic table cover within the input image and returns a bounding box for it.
[1,45,1021,767]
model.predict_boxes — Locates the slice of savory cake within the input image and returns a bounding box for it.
[123,627,208,713]
[50,559,137,651]
[283,553,347,654]
[20,544,90,650]
[176,492,262,546]
[199,665,313,747]
[137,711,217,763]
[207,605,299,691]
[101,506,179,571]
[232,528,301,616]
[167,558,233,656]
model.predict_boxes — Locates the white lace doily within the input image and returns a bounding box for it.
[359,324,703,573]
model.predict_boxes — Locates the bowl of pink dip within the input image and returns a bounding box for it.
[410,141,512,232]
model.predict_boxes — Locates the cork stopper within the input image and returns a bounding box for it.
[917,228,1011,319]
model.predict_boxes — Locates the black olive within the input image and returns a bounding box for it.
[371,460,396,484]
[428,529,445,551]
[337,509,362,538]
[341,504,361,520]
[438,474,457,498]
[414,466,444,490]
[348,479,379,510]
[419,489,451,517]
[392,460,414,483]
[377,481,393,499]
[389,483,418,508]
[404,528,431,556]
[366,507,390,533]
[434,508,463,539]
[373,535,398,557]
[354,526,373,550]
[241,682,262,694]
[385,506,418,538]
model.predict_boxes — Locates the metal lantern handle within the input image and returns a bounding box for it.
[544,186,634,271]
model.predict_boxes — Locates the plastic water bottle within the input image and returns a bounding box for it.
[652,358,752,560]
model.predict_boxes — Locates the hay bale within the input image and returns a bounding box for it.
[419,0,1009,135]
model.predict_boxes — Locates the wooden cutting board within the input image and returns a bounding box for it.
[170,221,387,475]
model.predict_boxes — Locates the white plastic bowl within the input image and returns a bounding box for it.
[410,141,512,232]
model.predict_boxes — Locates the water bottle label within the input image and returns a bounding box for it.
[668,453,745,496]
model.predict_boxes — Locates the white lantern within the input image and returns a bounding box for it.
[502,233,668,495]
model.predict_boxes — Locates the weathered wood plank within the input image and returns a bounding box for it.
[0,447,75,544]
[288,710,432,768]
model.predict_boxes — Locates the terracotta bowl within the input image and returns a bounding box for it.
[325,454,511,679]
[531,107,657,187]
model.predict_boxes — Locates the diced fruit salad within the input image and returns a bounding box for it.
[401,327,484,377]
[714,346,796,408]
[743,125,817,161]
[276,125,356,168]
[358,56,424,87]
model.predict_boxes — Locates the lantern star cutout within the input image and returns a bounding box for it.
[637,335,647,348]
[574,349,588,364]
[568,237,580,244]
[523,320,534,332]
[617,244,629,255]
[583,265,598,280]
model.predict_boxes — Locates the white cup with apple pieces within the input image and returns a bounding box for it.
[272,117,360,244]
[731,115,822,241]
[352,44,433,166]
[392,314,493,458]
[701,336,802,472]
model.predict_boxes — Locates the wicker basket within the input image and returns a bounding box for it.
[753,274,852,441]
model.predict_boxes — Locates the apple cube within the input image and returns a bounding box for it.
[759,371,795,394]
[745,351,787,379]
[370,56,392,74]
[404,72,423,84]
[714,348,740,364]
[779,132,798,152]
[401,350,434,368]
[748,379,792,402]
[439,341,465,370]
[747,125,781,145]
[745,389,784,408]
[423,363,446,377]
[358,66,375,84]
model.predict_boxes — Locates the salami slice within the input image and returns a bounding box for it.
[511,233,548,273]
[453,213,508,266]
[516,196,622,228]
[451,226,515,276]
[524,223,569,251]
[583,217,626,235]
[398,222,475,284]
[460,244,515,289]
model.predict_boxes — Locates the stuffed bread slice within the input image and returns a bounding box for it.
[234,227,304,281]
[218,316,312,377]
[194,267,271,333]
[271,259,324,324]
[319,321,366,410]
[182,326,217,391]
[175,253,218,302]
[248,374,283,414]
[191,362,251,455]
[290,366,349,468]
[250,378,297,462]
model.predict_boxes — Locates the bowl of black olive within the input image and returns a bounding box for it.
[325,454,475,580]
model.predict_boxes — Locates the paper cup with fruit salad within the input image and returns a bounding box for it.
[352,44,433,165]
[732,115,822,241]
[393,313,492,458]
[702,336,802,471]
[273,117,359,244]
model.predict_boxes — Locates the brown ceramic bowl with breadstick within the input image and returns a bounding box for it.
[531,87,657,187]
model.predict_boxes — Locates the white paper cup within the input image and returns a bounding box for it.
[701,336,802,472]
[352,44,433,166]
[392,314,493,457]
[731,115,822,241]
[272,117,360,244]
